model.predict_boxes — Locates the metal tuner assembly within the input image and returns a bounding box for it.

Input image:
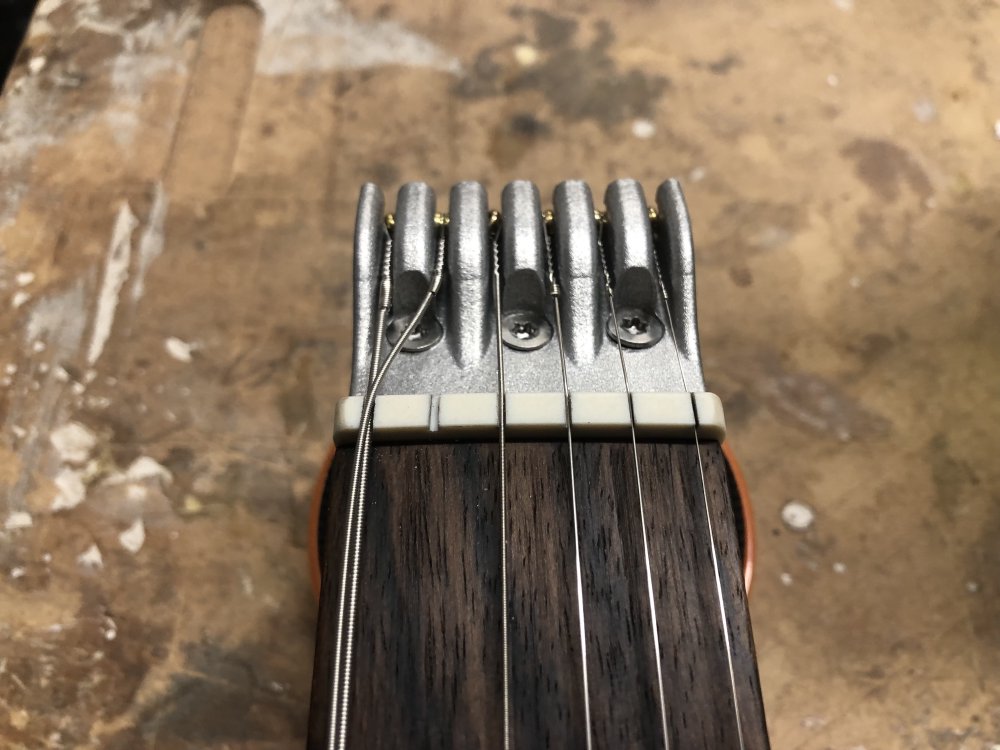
[333,178,726,446]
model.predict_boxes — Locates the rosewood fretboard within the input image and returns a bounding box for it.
[308,440,768,749]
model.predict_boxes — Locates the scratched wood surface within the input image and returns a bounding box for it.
[1,1,999,748]
[308,441,768,749]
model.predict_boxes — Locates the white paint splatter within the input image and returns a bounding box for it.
[256,0,462,76]
[5,511,33,530]
[130,181,169,302]
[802,716,828,730]
[832,561,847,574]
[52,468,87,512]
[25,281,88,358]
[101,614,118,641]
[76,543,103,570]
[513,44,539,67]
[28,56,47,75]
[87,202,138,365]
[4,364,16,376]
[780,572,793,586]
[125,456,173,484]
[832,0,854,10]
[77,18,126,36]
[781,501,815,531]
[118,519,145,553]
[164,336,193,363]
[0,72,72,227]
[126,484,148,501]
[11,425,26,439]
[689,166,707,182]
[966,580,980,593]
[15,271,35,286]
[631,118,655,139]
[12,291,30,308]
[84,395,111,410]
[10,566,26,579]
[107,11,200,147]
[31,340,46,353]
[993,120,1000,141]
[826,73,839,87]
[913,98,936,123]
[49,422,96,464]
[34,0,67,16]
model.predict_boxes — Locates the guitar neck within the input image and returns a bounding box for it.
[307,178,771,748]
[309,440,768,748]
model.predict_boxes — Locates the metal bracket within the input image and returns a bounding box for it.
[347,179,706,398]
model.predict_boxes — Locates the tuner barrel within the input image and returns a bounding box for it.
[447,182,491,367]
[553,181,603,366]
[604,180,660,318]
[349,183,385,396]
[393,182,437,317]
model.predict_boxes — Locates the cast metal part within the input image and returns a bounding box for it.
[347,179,706,399]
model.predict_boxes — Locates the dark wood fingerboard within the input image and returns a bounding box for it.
[307,442,769,749]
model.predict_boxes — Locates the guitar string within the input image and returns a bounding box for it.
[595,213,671,750]
[327,223,392,750]
[332,220,448,750]
[490,212,512,750]
[542,212,595,750]
[650,213,746,750]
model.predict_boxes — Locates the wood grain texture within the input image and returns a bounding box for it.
[308,441,769,749]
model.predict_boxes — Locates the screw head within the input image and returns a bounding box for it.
[606,308,664,349]
[501,311,552,351]
[386,313,443,352]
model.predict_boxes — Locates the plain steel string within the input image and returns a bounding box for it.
[333,218,448,750]
[649,209,746,749]
[327,222,393,750]
[594,212,671,750]
[490,211,511,750]
[541,211,594,750]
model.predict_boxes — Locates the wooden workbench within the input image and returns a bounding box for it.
[1,1,998,747]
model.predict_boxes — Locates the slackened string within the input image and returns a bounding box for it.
[330,218,447,750]
[327,222,392,750]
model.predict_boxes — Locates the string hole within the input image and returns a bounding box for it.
[606,308,664,349]
[501,311,552,351]
[386,314,443,352]
[621,316,648,335]
[511,321,537,340]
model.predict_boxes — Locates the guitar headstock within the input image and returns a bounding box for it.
[335,178,725,446]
